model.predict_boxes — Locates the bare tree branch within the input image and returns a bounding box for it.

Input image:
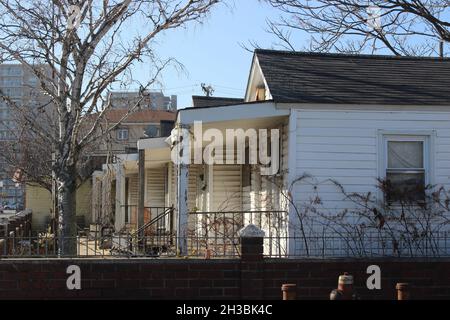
[0,0,221,255]
[262,0,450,56]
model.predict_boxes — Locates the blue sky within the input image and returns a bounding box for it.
[130,1,449,109]
[136,0,282,109]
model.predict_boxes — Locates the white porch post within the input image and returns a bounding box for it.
[115,163,126,232]
[138,149,145,235]
[91,171,103,224]
[177,163,189,255]
[175,123,191,256]
[287,109,298,256]
[100,165,110,222]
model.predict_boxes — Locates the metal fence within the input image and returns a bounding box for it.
[0,234,240,258]
[288,232,450,259]
[2,232,450,258]
[2,209,450,258]
[189,210,288,237]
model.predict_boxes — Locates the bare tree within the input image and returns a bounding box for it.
[263,0,450,56]
[0,0,220,255]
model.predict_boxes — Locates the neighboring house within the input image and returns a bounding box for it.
[92,109,177,158]
[191,96,243,108]
[25,181,92,232]
[88,108,176,229]
[108,90,177,111]
[96,50,450,258]
[26,107,176,233]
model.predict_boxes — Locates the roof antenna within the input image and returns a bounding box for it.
[201,83,214,97]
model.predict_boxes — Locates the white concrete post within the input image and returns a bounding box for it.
[91,171,103,224]
[115,163,126,232]
[177,163,189,256]
[175,123,191,256]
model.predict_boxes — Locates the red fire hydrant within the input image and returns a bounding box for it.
[330,272,358,300]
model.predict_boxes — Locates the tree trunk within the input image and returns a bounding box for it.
[57,166,77,256]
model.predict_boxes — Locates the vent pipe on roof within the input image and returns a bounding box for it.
[440,39,444,59]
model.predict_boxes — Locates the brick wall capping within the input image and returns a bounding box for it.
[281,284,297,290]
[396,283,411,290]
[238,224,265,238]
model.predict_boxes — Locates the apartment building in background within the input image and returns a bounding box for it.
[0,64,51,210]
[108,90,177,111]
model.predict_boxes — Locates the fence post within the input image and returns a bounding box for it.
[9,231,15,255]
[282,284,297,300]
[396,283,411,300]
[239,224,265,261]
[239,224,265,299]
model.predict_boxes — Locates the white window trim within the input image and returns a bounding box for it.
[377,129,436,202]
[117,128,129,141]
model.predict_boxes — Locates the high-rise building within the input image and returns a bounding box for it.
[0,64,51,210]
[108,90,177,111]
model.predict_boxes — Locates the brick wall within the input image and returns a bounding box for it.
[0,258,449,300]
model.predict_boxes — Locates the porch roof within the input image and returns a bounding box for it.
[176,100,289,124]
[133,101,290,166]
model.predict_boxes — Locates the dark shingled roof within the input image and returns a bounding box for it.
[255,49,450,105]
[192,96,244,108]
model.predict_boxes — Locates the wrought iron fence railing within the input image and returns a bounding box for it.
[2,232,450,258]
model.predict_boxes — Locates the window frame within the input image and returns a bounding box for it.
[116,128,129,141]
[378,130,435,204]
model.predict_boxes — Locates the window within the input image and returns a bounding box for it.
[116,128,129,141]
[3,87,22,97]
[28,76,38,86]
[383,135,429,204]
[8,67,23,76]
[1,78,22,87]
[0,66,22,76]
[144,125,160,138]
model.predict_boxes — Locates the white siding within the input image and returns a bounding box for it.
[128,174,139,206]
[145,168,166,208]
[212,165,242,211]
[294,109,450,211]
[281,122,289,173]
[188,165,200,211]
[128,174,139,225]
[168,162,176,208]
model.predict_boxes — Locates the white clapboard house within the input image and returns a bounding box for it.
[92,50,450,258]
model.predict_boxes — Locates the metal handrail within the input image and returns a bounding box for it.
[132,206,174,237]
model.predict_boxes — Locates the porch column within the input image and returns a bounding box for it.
[91,171,103,224]
[138,149,145,234]
[115,163,126,232]
[174,122,191,256]
[177,163,189,255]
[100,167,110,221]
[287,109,298,256]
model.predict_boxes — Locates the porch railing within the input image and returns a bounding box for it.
[188,210,289,257]
[120,205,174,234]
[134,206,175,237]
[188,210,289,237]
[112,206,175,256]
